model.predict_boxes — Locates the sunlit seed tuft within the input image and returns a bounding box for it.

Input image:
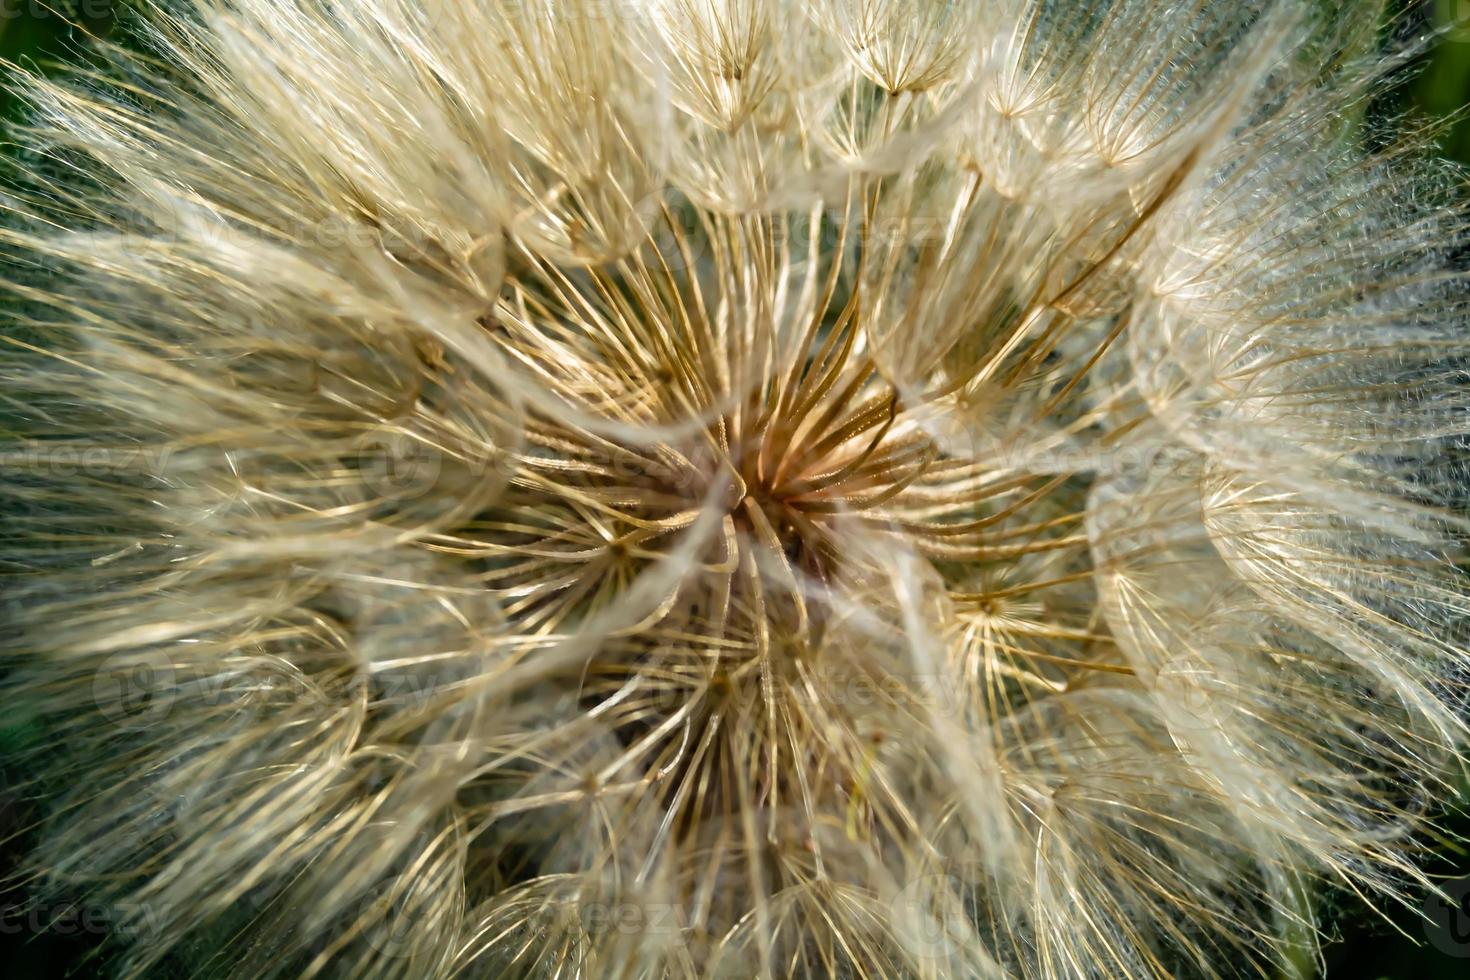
[2,2,1468,979]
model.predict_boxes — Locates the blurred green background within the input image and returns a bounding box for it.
[0,1,1469,978]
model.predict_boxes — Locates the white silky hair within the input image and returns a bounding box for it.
[1,1,1468,978]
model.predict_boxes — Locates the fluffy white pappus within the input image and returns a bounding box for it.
[0,1,1467,978]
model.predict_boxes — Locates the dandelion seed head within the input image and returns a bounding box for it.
[2,1,1468,978]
